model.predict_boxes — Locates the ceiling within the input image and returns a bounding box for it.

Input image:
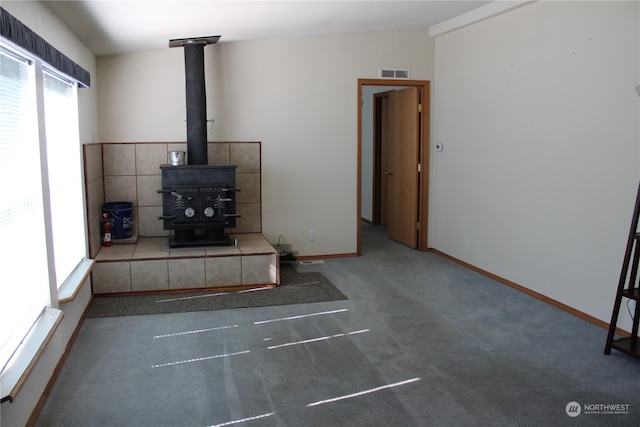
[43,0,492,56]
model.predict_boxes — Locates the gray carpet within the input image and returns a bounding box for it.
[87,265,347,317]
[35,225,640,426]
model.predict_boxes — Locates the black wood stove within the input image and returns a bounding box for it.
[159,165,240,247]
[158,35,240,247]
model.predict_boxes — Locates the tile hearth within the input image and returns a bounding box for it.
[91,233,278,294]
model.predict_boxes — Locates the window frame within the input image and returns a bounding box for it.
[0,37,91,403]
[42,64,87,290]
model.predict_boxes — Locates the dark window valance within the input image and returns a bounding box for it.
[1,7,90,88]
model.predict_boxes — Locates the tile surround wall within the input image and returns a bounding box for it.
[83,143,104,257]
[84,142,262,258]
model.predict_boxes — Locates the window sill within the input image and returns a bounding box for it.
[0,308,64,403]
[58,258,94,304]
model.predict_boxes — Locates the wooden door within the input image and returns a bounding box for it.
[387,87,420,248]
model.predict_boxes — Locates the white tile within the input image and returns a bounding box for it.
[135,237,169,253]
[230,143,260,173]
[87,177,105,222]
[137,206,169,237]
[92,262,131,294]
[84,144,103,183]
[242,254,277,285]
[136,143,167,175]
[88,216,102,258]
[236,173,260,203]
[103,144,136,176]
[95,244,135,261]
[205,256,242,287]
[104,175,137,204]
[234,203,261,233]
[131,260,168,291]
[208,143,229,164]
[169,258,205,289]
[137,175,162,206]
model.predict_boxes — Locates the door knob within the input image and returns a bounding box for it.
[385,170,392,175]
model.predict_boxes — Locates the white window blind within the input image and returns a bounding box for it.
[43,69,85,288]
[0,46,50,371]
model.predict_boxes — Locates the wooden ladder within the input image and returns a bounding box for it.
[604,181,640,359]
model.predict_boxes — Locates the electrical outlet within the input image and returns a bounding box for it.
[308,229,316,241]
[463,235,469,246]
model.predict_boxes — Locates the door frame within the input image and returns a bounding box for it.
[357,78,430,255]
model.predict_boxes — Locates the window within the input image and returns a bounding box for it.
[0,46,50,372]
[43,68,85,289]
[0,42,86,376]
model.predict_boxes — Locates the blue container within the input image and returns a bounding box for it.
[102,202,133,239]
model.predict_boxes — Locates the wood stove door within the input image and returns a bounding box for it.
[386,87,420,248]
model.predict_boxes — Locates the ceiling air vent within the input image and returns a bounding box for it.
[379,68,410,80]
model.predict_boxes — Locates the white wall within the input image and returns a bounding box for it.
[97,28,433,256]
[97,47,194,142]
[432,1,640,328]
[1,2,98,426]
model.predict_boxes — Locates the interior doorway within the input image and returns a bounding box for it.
[357,79,430,255]
[372,90,392,225]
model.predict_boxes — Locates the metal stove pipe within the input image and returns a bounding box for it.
[170,36,220,165]
[184,42,207,165]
